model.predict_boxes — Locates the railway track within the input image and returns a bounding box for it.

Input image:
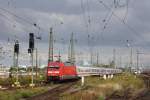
[130,73,150,100]
[140,72,150,88]
[27,81,77,100]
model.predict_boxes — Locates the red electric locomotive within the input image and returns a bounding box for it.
[47,61,78,81]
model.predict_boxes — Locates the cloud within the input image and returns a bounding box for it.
[0,0,150,67]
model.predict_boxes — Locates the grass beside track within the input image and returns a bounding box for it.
[0,86,50,100]
[61,73,145,100]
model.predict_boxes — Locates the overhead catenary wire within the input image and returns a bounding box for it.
[86,0,91,26]
[80,0,90,46]
[114,0,127,8]
[97,0,147,43]
[0,1,31,35]
[86,0,96,64]
[80,0,89,34]
[7,0,41,39]
[123,0,130,23]
[86,0,92,39]
[99,0,130,41]
[86,0,97,49]
[102,2,114,23]
[80,0,93,52]
[0,6,44,40]
[0,12,13,22]
[7,0,16,8]
[102,7,114,30]
[0,7,34,26]
[99,1,116,41]
[0,11,36,39]
[0,7,43,33]
[112,0,130,23]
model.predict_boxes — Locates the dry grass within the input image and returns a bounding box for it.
[0,86,50,100]
[61,73,145,100]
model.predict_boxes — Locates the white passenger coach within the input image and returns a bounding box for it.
[77,66,122,76]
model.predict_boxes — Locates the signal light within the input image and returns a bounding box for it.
[29,33,34,51]
[28,48,32,53]
[14,40,19,54]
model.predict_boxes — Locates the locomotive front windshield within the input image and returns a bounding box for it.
[49,65,60,69]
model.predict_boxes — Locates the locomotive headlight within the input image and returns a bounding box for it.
[48,71,52,73]
[48,71,59,74]
[54,71,59,73]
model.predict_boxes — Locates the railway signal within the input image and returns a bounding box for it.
[13,40,20,87]
[14,40,19,54]
[28,33,35,87]
[28,33,34,53]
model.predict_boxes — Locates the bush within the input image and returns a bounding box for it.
[0,74,46,87]
[0,87,49,100]
[0,78,15,86]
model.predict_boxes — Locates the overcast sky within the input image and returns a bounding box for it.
[0,0,150,68]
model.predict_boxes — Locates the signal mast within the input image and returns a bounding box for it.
[48,27,54,64]
[68,33,75,65]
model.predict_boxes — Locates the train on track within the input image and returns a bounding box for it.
[47,61,77,81]
[47,61,122,81]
